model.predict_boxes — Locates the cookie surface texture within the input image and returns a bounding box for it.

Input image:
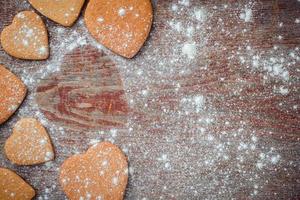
[84,0,153,58]
[5,118,55,165]
[0,168,35,200]
[28,0,85,26]
[0,11,49,60]
[60,142,128,200]
[0,65,27,124]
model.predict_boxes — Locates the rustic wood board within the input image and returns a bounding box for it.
[0,0,300,199]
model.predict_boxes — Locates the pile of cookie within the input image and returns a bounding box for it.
[0,0,153,199]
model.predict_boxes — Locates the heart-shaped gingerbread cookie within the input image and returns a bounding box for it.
[0,168,35,200]
[5,118,55,165]
[60,142,128,200]
[0,11,49,60]
[28,0,85,26]
[84,0,153,58]
[0,65,27,125]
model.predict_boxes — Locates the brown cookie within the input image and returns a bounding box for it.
[60,142,128,200]
[0,65,27,125]
[0,168,35,200]
[5,118,55,165]
[0,11,49,60]
[84,0,153,58]
[28,0,85,26]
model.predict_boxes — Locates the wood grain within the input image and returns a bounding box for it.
[0,0,299,200]
[36,46,129,130]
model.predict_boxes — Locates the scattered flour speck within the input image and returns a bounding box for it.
[240,8,252,22]
[182,42,197,59]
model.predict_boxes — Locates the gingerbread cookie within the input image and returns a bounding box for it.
[60,142,128,200]
[84,0,153,58]
[0,65,27,125]
[0,11,49,60]
[5,118,55,165]
[28,0,85,26]
[0,168,35,200]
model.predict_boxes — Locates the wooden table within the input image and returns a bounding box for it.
[0,0,299,199]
